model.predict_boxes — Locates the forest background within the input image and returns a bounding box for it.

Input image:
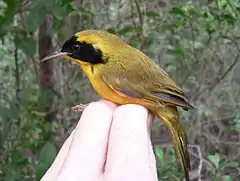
[0,0,239,180]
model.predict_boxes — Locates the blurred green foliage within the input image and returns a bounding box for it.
[0,0,240,180]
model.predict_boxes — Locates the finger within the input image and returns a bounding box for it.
[147,138,158,179]
[104,104,158,181]
[146,112,157,177]
[44,100,116,181]
[147,113,154,129]
[57,101,116,181]
[41,131,75,181]
[147,114,157,179]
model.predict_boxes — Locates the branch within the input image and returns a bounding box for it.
[14,43,20,124]
[132,0,146,49]
[134,0,143,28]
[187,145,203,181]
[195,34,240,96]
[226,0,238,17]
[196,51,239,96]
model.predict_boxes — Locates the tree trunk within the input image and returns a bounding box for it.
[38,14,54,122]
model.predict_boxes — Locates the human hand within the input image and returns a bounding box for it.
[41,100,158,181]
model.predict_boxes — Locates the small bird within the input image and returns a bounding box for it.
[42,30,194,181]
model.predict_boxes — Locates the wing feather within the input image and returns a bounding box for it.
[101,54,193,109]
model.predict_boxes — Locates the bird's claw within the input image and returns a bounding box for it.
[72,104,89,112]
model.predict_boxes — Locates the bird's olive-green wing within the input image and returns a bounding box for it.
[101,57,193,109]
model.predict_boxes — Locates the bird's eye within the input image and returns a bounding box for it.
[72,44,80,51]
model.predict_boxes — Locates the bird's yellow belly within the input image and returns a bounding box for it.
[80,64,135,105]
[91,76,134,105]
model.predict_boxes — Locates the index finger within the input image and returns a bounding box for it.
[42,100,116,181]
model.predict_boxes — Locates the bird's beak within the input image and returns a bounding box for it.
[41,52,72,62]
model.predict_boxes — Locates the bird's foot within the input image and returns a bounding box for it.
[72,103,89,112]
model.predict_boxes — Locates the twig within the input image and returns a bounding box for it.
[14,43,20,124]
[30,57,38,79]
[226,0,238,17]
[188,145,203,181]
[180,17,200,86]
[209,53,239,91]
[134,0,143,28]
[130,1,141,42]
[132,0,146,49]
[197,52,239,96]
[187,146,212,169]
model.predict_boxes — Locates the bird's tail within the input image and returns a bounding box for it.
[155,106,190,181]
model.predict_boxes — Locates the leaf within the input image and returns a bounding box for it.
[234,119,240,132]
[222,13,236,24]
[168,145,175,154]
[173,45,185,58]
[0,15,5,25]
[146,11,160,17]
[208,153,221,168]
[3,166,21,181]
[36,142,57,179]
[171,7,186,16]
[32,111,47,117]
[118,26,135,35]
[15,37,36,57]
[148,31,165,42]
[36,163,49,180]
[53,6,67,19]
[81,12,93,26]
[3,0,19,15]
[155,146,164,161]
[222,175,233,181]
[221,161,238,169]
[61,0,75,5]
[92,11,108,16]
[39,142,57,165]
[107,28,116,34]
[11,149,28,165]
[236,6,240,12]
[218,0,228,9]
[26,1,46,32]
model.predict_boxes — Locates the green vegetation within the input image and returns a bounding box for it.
[0,0,239,180]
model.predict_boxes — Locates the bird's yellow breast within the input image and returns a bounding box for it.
[79,63,136,105]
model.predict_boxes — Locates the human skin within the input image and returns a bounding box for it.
[41,100,158,181]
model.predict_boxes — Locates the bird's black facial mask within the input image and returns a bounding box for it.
[61,35,104,64]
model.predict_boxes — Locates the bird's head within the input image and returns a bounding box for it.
[41,30,126,65]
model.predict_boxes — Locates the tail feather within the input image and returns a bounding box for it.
[155,106,190,181]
